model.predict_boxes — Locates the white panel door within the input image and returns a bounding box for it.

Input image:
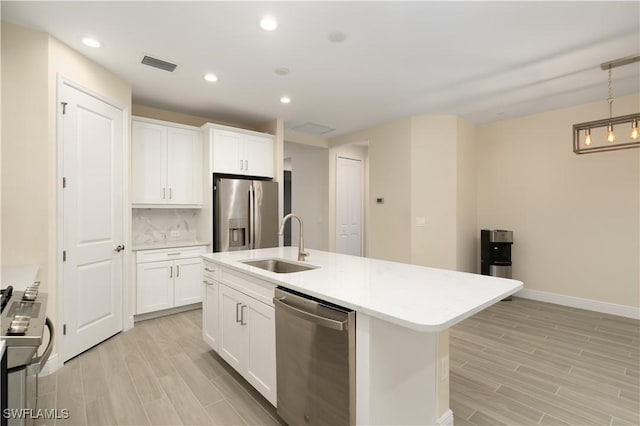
[244,134,274,178]
[167,128,200,204]
[136,261,173,314]
[212,129,242,174]
[61,81,124,361]
[336,157,363,256]
[218,285,245,371]
[173,257,203,306]
[244,298,277,406]
[131,121,167,204]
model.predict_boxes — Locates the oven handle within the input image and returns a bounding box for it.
[27,317,54,375]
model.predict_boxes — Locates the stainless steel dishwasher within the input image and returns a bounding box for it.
[273,287,355,426]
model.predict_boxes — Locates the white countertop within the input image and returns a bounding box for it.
[133,241,209,251]
[203,247,523,332]
[1,265,39,291]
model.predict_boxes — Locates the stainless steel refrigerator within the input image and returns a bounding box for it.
[213,175,279,252]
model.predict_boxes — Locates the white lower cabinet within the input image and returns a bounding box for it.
[202,279,219,350]
[202,260,220,350]
[136,246,206,314]
[202,263,277,407]
[174,257,203,306]
[218,283,277,406]
[136,261,173,313]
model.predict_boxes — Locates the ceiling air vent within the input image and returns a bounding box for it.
[141,55,177,72]
[291,122,336,135]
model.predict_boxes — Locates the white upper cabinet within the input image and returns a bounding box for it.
[211,129,243,175]
[203,124,274,178]
[132,118,202,207]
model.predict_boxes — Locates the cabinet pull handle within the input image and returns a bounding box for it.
[169,266,173,278]
[245,160,248,170]
[163,188,166,199]
[240,159,243,170]
[236,302,242,323]
[176,265,180,277]
[240,305,247,325]
[204,267,215,272]
[203,280,214,285]
[167,252,181,256]
[169,188,172,199]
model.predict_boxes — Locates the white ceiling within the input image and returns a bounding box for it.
[3,1,639,136]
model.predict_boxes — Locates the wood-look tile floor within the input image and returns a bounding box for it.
[451,298,640,426]
[35,298,639,425]
[37,309,284,426]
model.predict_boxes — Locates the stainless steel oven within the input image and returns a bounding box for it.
[1,284,53,426]
[273,287,355,426]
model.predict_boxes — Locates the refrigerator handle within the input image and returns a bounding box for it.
[249,184,255,249]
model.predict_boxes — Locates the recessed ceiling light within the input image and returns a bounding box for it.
[280,96,291,104]
[82,37,101,48]
[259,16,278,31]
[204,73,218,82]
[328,32,347,43]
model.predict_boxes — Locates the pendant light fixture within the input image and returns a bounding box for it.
[573,54,640,154]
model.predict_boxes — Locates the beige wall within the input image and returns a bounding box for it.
[331,119,412,262]
[2,23,132,359]
[456,117,478,273]
[1,23,50,287]
[284,142,329,250]
[477,93,640,308]
[132,104,250,130]
[410,115,458,269]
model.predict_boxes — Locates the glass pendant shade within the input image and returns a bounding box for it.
[607,124,616,143]
[631,120,639,140]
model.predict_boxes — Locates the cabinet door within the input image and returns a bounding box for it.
[136,261,173,314]
[174,257,203,306]
[218,285,245,371]
[202,280,219,351]
[167,128,201,205]
[243,134,274,178]
[244,298,277,405]
[212,129,242,175]
[132,121,167,204]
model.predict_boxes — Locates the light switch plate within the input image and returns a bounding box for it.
[416,217,426,227]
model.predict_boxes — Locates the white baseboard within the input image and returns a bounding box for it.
[516,289,640,320]
[133,302,201,323]
[437,409,454,426]
[39,353,59,376]
[124,315,135,331]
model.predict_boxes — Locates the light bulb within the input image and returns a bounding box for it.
[607,123,616,143]
[584,129,592,146]
[631,120,639,140]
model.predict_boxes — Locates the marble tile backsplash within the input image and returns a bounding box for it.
[132,209,199,245]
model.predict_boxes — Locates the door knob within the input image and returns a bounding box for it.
[115,245,125,252]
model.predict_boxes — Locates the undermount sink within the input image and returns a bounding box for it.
[241,258,318,274]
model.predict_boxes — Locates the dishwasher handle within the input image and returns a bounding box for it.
[273,297,347,331]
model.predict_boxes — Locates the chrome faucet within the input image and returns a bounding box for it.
[278,214,309,261]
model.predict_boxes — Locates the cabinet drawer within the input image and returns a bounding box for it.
[203,260,220,281]
[136,245,206,263]
[221,267,275,306]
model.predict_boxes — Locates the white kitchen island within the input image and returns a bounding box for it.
[202,247,523,425]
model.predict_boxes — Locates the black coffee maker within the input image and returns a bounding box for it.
[481,229,514,300]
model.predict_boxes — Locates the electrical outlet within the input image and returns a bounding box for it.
[170,230,180,237]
